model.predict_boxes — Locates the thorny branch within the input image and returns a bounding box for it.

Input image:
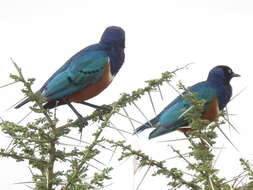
[0,62,250,190]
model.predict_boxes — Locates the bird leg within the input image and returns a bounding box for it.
[79,102,113,120]
[64,101,88,132]
[80,102,112,111]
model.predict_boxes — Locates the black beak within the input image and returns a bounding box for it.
[232,72,240,77]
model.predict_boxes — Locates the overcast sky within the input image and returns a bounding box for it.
[0,0,253,189]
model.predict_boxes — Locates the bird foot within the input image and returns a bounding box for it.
[97,105,113,121]
[77,116,88,133]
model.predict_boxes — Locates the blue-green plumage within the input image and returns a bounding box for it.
[135,66,240,139]
[42,50,108,100]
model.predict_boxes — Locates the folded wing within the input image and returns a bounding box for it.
[42,51,109,100]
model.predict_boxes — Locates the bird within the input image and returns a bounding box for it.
[134,65,240,139]
[14,26,125,124]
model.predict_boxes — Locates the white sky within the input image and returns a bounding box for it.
[0,0,253,189]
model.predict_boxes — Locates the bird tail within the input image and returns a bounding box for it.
[134,117,159,134]
[6,96,31,110]
[13,97,65,110]
[13,90,45,109]
[14,97,31,109]
[134,123,151,134]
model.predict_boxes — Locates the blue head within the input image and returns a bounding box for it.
[207,65,240,110]
[100,26,125,48]
[207,65,240,85]
[100,26,125,76]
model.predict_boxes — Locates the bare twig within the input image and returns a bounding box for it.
[0,81,18,88]
[216,126,239,152]
[147,91,156,115]
[136,165,151,190]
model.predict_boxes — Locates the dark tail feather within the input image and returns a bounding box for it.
[13,90,41,109]
[15,98,66,110]
[134,123,152,134]
[7,97,28,110]
[14,98,31,109]
[134,116,160,134]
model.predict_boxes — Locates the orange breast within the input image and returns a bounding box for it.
[201,97,219,122]
[65,63,112,103]
[177,97,219,134]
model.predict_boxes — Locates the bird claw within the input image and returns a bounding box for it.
[97,105,113,121]
[78,117,88,133]
[100,104,113,112]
